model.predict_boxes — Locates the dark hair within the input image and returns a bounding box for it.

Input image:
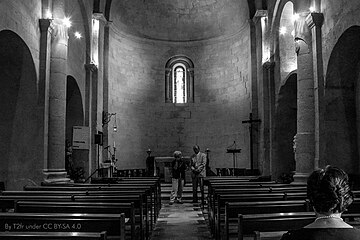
[307,166,354,213]
[193,145,200,150]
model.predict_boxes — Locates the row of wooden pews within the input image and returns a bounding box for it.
[0,176,161,240]
[203,176,360,240]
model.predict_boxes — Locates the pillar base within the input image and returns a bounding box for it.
[43,170,71,184]
[292,172,311,184]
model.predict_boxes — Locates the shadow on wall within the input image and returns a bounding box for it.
[323,26,360,174]
[0,30,42,190]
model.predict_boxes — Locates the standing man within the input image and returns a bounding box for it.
[191,145,207,204]
[170,151,186,205]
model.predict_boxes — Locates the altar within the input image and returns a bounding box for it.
[154,156,192,183]
[98,162,116,178]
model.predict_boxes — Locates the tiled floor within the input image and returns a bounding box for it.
[151,202,213,240]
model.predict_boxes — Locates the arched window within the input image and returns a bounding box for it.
[165,56,194,103]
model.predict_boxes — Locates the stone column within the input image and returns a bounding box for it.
[262,61,275,175]
[44,0,69,183]
[306,13,324,169]
[248,19,260,168]
[165,68,172,103]
[85,63,98,176]
[102,20,111,161]
[253,10,269,175]
[188,68,194,103]
[293,13,315,183]
[38,19,52,170]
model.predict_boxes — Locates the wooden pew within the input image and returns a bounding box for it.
[0,194,147,239]
[207,183,307,211]
[209,192,307,236]
[0,213,125,240]
[21,186,155,236]
[209,186,306,220]
[35,178,161,221]
[14,201,137,240]
[253,230,287,240]
[223,200,310,240]
[24,183,160,226]
[0,231,107,239]
[237,212,360,240]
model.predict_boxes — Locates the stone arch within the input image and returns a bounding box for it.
[269,1,297,180]
[278,1,297,84]
[0,30,40,189]
[66,75,84,176]
[323,26,360,174]
[270,0,295,56]
[272,72,297,179]
[66,76,84,142]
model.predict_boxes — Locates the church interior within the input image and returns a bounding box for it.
[1,0,360,239]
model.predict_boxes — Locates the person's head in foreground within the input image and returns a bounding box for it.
[281,166,360,240]
[307,165,354,217]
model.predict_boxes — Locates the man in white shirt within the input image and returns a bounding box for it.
[190,145,207,204]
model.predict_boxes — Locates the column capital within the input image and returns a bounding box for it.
[252,9,267,24]
[93,12,107,23]
[85,63,98,72]
[39,19,54,34]
[254,9,268,18]
[306,13,324,29]
[263,61,275,70]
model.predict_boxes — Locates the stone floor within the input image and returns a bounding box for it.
[150,202,214,240]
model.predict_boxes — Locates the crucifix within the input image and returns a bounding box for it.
[242,113,261,170]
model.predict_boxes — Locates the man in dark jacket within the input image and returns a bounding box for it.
[170,151,187,204]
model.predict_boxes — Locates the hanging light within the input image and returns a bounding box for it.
[113,115,117,132]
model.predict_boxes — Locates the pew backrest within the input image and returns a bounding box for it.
[0,231,107,239]
[14,201,136,240]
[0,213,125,240]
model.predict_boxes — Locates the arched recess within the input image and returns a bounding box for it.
[66,76,84,176]
[323,26,360,174]
[165,55,194,103]
[0,30,40,189]
[278,2,297,83]
[272,72,297,179]
[270,1,297,180]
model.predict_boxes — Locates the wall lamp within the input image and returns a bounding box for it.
[102,111,117,132]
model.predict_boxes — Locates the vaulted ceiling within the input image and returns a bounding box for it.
[108,0,251,41]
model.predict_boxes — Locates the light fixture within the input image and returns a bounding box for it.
[279,26,287,35]
[62,17,72,28]
[74,31,82,39]
[45,9,53,19]
[113,115,117,132]
[146,148,152,157]
[102,111,117,132]
[292,13,300,22]
[291,30,295,37]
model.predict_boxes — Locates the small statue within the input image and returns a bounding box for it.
[292,134,297,153]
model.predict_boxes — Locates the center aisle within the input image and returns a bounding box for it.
[151,182,213,239]
[150,202,213,240]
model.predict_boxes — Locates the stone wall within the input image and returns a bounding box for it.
[321,0,360,174]
[109,28,252,170]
